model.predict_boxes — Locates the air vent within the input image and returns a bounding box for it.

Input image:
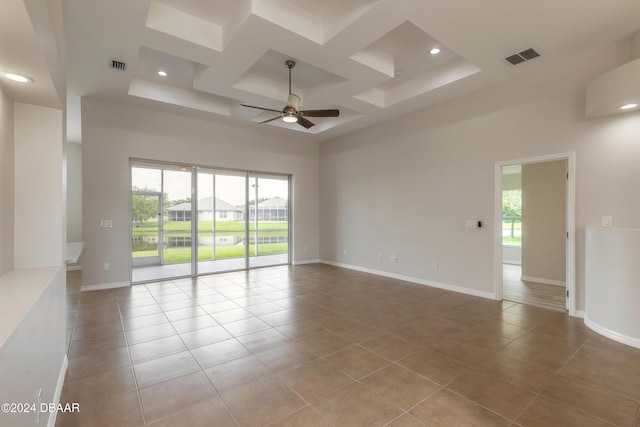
[110,59,127,71]
[504,48,540,66]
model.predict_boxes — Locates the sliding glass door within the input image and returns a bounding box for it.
[248,173,290,268]
[197,168,247,274]
[131,160,290,283]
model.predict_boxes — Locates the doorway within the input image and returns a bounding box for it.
[494,153,576,315]
[130,160,291,283]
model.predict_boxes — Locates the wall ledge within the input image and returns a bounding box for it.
[81,281,130,292]
[0,266,63,348]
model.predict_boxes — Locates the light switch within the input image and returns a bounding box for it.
[100,220,113,228]
[602,216,613,227]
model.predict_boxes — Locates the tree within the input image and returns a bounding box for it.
[502,190,522,238]
[132,187,159,222]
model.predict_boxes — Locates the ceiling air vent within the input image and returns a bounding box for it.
[110,59,127,71]
[504,48,540,66]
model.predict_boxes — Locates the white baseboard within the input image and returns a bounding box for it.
[584,314,640,349]
[47,355,68,427]
[502,259,521,266]
[520,275,565,287]
[574,310,585,318]
[66,265,82,271]
[81,281,130,292]
[320,260,495,300]
[292,259,321,265]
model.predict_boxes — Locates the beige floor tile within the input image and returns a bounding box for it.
[60,366,137,407]
[560,344,640,400]
[60,266,640,427]
[179,325,233,349]
[302,331,353,357]
[205,354,273,394]
[128,334,187,364]
[386,413,429,427]
[541,375,639,426]
[255,341,318,372]
[280,359,353,402]
[516,396,611,427]
[447,370,536,420]
[360,334,420,361]
[222,377,306,427]
[125,322,177,346]
[398,349,470,386]
[68,331,127,358]
[133,351,200,387]
[268,405,331,427]
[55,390,143,427]
[190,338,251,368]
[476,354,557,393]
[360,364,440,410]
[410,389,510,426]
[146,398,237,427]
[324,345,390,380]
[236,328,291,353]
[66,346,131,380]
[312,382,403,426]
[139,371,217,423]
[171,314,219,334]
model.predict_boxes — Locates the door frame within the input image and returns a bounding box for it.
[493,152,576,316]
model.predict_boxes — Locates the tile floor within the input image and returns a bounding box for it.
[58,265,640,426]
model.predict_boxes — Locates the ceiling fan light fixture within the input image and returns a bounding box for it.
[282,110,298,123]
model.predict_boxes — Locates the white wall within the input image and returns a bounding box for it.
[319,39,640,311]
[65,142,82,243]
[14,103,64,268]
[0,86,14,276]
[81,98,319,287]
[521,160,566,283]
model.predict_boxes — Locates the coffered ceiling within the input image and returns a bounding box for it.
[8,0,640,141]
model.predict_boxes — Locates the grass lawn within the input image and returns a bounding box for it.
[132,220,288,237]
[502,221,521,246]
[133,243,288,262]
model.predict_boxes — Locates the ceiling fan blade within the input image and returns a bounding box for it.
[299,109,340,117]
[296,116,315,129]
[259,115,282,124]
[241,104,283,114]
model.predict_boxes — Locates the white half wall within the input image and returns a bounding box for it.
[81,98,319,287]
[319,39,640,311]
[14,103,64,268]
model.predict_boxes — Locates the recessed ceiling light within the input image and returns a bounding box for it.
[1,72,33,83]
[618,103,638,110]
[429,48,441,55]
[157,70,168,77]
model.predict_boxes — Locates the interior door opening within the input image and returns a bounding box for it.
[495,153,576,315]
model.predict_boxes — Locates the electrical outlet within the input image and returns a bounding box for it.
[103,262,110,271]
[602,216,613,227]
[390,255,397,263]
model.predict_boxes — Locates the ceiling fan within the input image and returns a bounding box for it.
[241,60,339,129]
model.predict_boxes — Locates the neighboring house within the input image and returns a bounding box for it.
[248,197,288,222]
[166,196,244,221]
